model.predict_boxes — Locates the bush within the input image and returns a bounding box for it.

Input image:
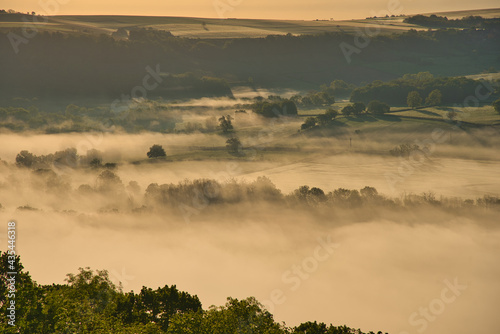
[390,144,421,158]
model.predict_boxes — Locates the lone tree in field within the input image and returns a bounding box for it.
[147,144,166,158]
[367,100,390,114]
[493,98,500,114]
[425,89,442,106]
[218,115,233,133]
[226,137,242,154]
[407,91,423,109]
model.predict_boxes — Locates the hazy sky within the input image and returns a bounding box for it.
[4,0,500,20]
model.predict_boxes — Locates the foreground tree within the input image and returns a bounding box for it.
[147,144,167,158]
[167,297,285,334]
[407,91,423,109]
[0,252,383,334]
[0,252,46,333]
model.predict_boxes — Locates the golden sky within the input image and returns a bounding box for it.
[3,0,500,20]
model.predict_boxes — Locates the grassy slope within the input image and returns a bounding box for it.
[142,103,499,163]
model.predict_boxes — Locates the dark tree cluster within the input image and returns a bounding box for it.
[320,80,358,98]
[14,148,110,170]
[147,144,167,158]
[290,91,335,107]
[389,143,422,158]
[0,103,177,134]
[341,102,366,116]
[252,99,298,117]
[404,14,500,29]
[350,72,494,106]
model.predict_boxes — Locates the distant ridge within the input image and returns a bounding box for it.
[421,7,500,19]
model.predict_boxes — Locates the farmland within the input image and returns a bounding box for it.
[2,7,499,39]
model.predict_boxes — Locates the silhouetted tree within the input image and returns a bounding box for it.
[218,115,233,133]
[15,150,37,168]
[147,144,167,158]
[226,137,242,154]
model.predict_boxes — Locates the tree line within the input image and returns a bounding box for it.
[350,72,497,106]
[404,14,500,29]
[6,151,500,212]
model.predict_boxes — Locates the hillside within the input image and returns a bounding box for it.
[1,7,499,39]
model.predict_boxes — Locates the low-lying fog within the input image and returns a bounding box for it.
[1,128,499,334]
[1,127,499,199]
[1,208,499,334]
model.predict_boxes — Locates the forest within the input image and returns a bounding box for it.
[1,21,500,99]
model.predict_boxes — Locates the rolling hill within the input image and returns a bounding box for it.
[1,7,499,39]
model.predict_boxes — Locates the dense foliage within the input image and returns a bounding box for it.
[0,253,384,333]
[350,72,493,105]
